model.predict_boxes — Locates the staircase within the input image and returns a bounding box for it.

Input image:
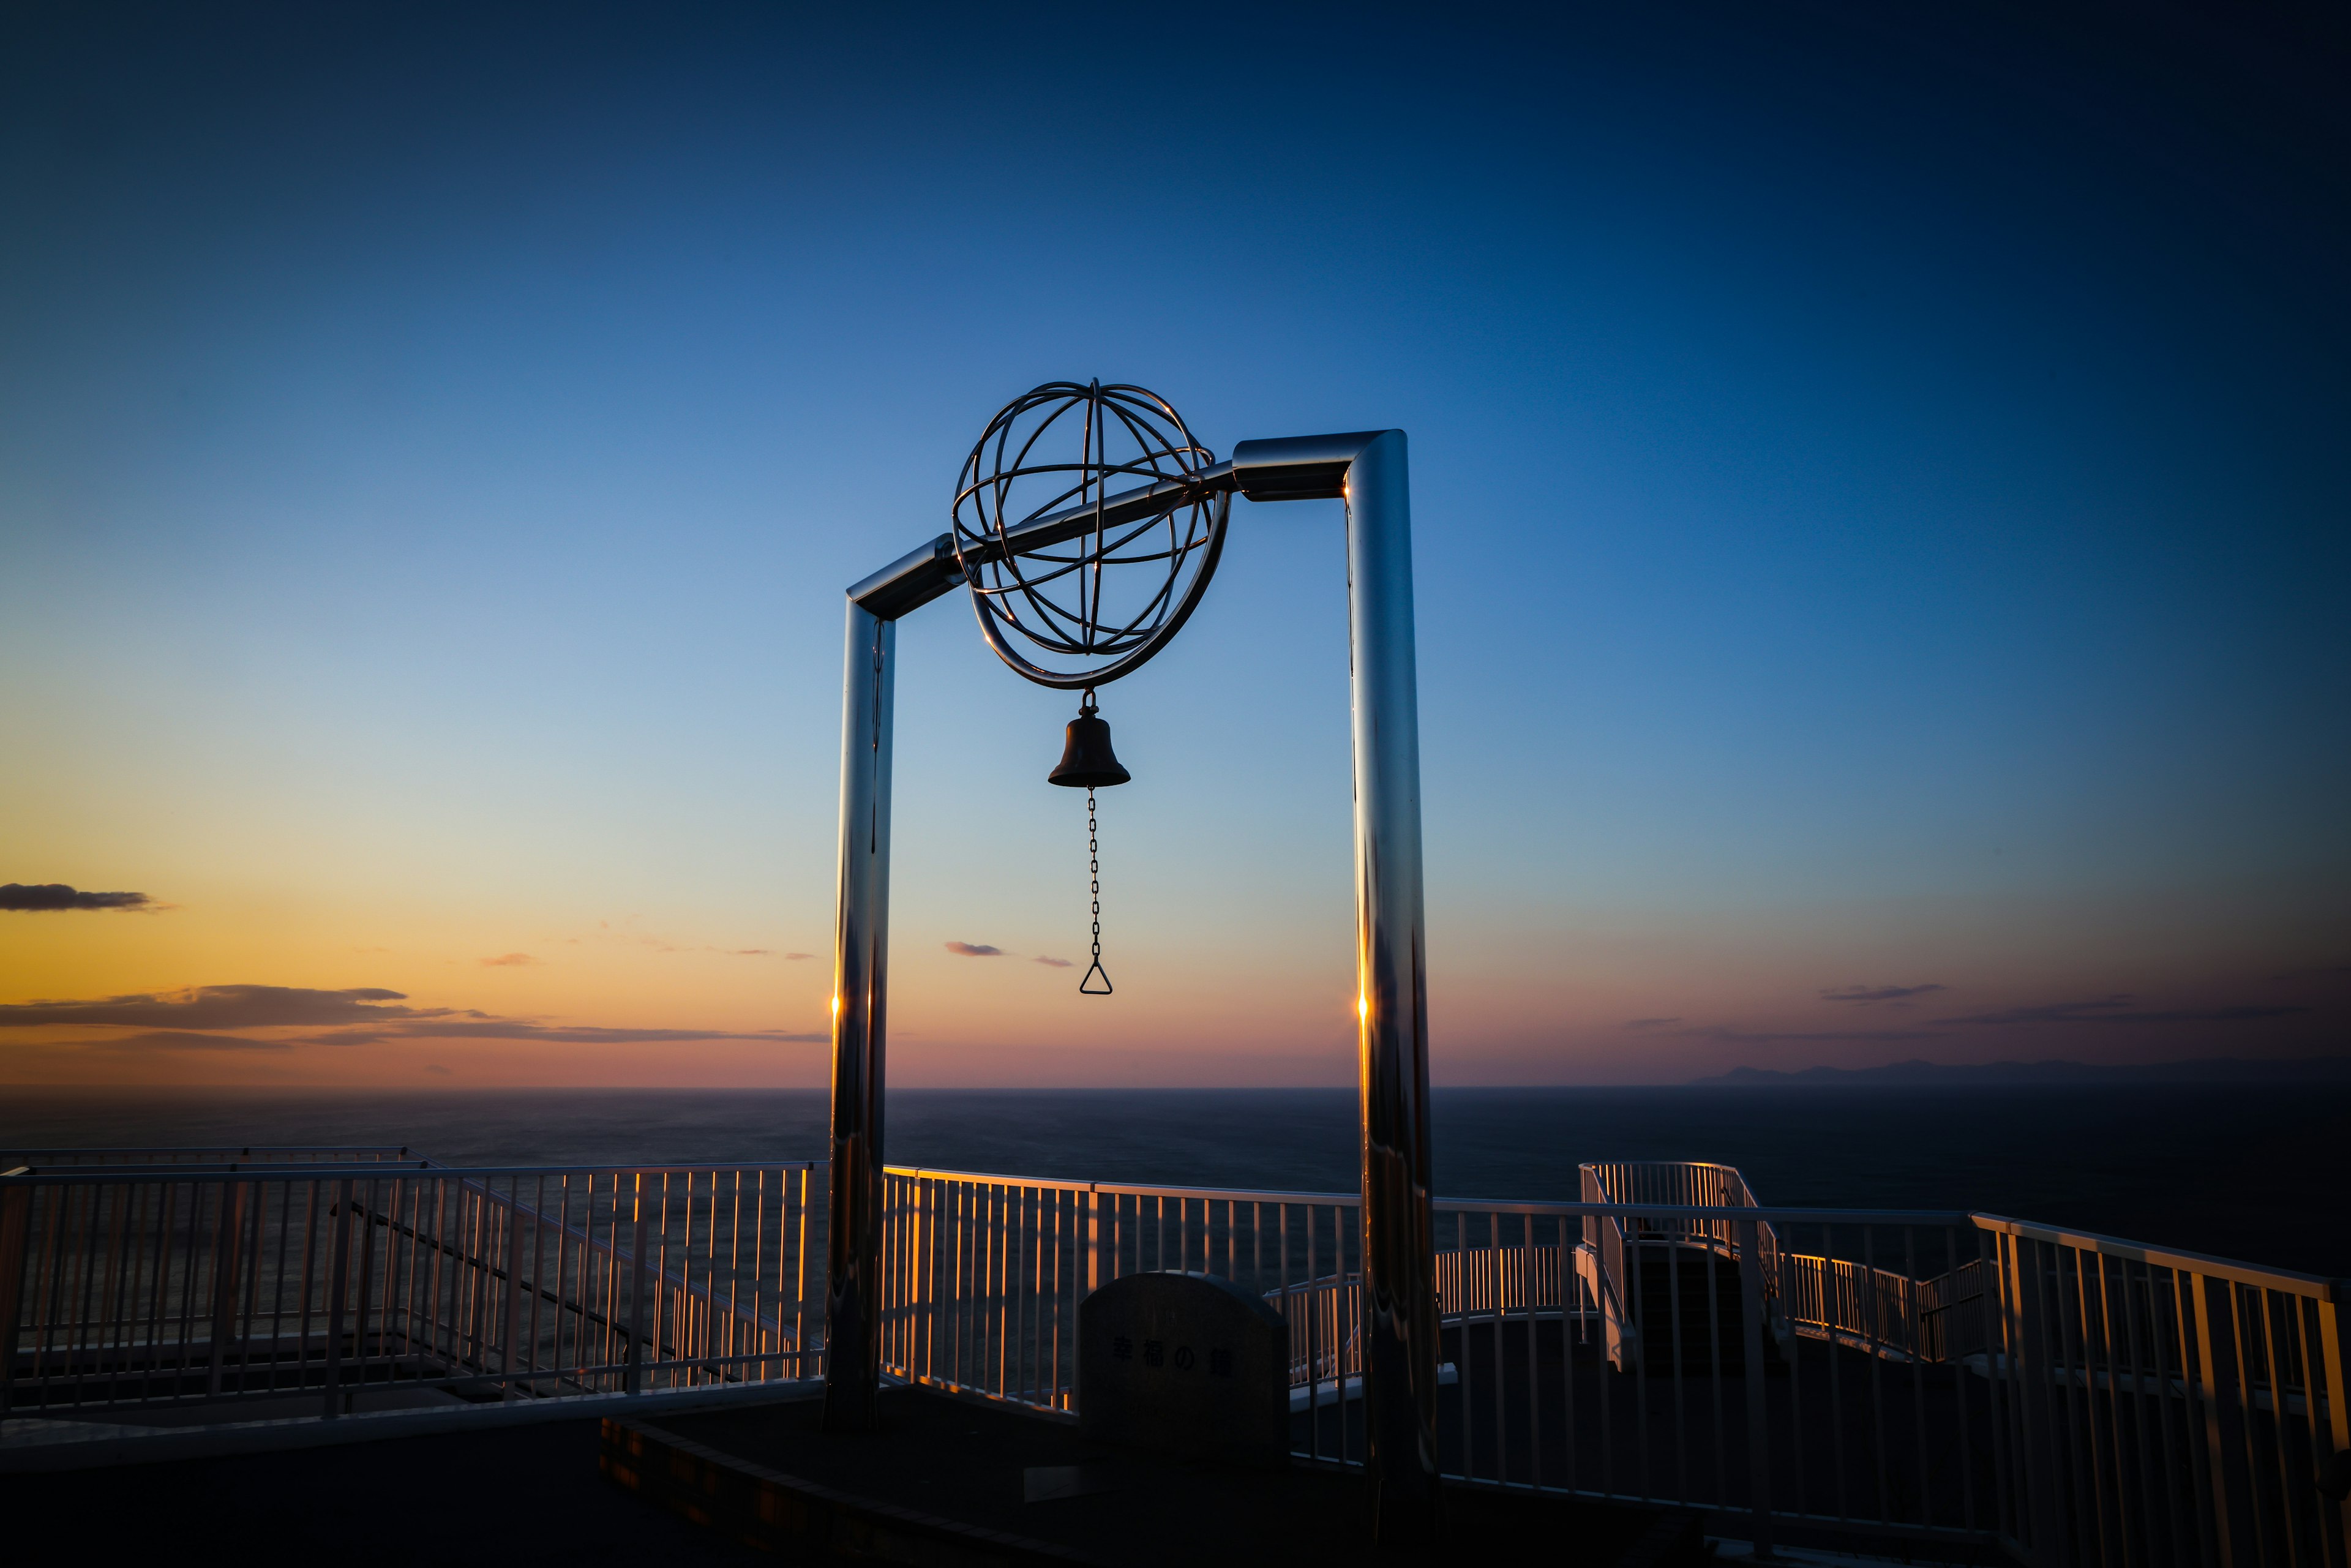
[1573,1160,1783,1373]
[1627,1233,1748,1375]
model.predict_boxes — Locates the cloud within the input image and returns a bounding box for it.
[784,952,814,961]
[1820,983,1947,1003]
[0,983,831,1053]
[1679,1024,1940,1046]
[946,942,1005,957]
[480,953,539,967]
[1033,955,1073,968]
[287,1022,830,1046]
[1,882,154,912]
[73,1030,293,1052]
[1946,996,2307,1027]
[0,985,441,1030]
[585,920,789,959]
[1624,1017,1681,1029]
[423,1065,452,1076]
[2268,962,2351,981]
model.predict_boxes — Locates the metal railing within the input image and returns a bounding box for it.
[3,1147,424,1168]
[872,1164,2349,1565]
[8,1149,2346,1564]
[1580,1163,1990,1371]
[0,1160,825,1421]
[874,1166,1371,1456]
[1972,1214,2350,1567]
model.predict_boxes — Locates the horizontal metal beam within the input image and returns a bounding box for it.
[995,458,1235,557]
[848,460,1240,621]
[842,430,1398,619]
[846,536,960,621]
[1970,1212,2345,1296]
[1229,430,1390,502]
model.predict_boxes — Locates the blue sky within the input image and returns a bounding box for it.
[2,2,2344,1085]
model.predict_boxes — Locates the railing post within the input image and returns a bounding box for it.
[2009,1236,2069,1565]
[1736,1218,1775,1558]
[321,1177,353,1420]
[1087,1186,1100,1297]
[0,1176,29,1422]
[926,1175,945,1382]
[2191,1271,2255,1564]
[500,1180,525,1401]
[206,1179,250,1398]
[628,1175,650,1395]
[2320,1291,2351,1557]
[892,1173,914,1381]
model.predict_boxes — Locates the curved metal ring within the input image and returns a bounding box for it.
[951,381,1227,691]
[966,489,1228,690]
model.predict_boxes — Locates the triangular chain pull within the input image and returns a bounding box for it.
[1079,786,1112,995]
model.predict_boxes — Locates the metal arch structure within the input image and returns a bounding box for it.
[822,427,1441,1540]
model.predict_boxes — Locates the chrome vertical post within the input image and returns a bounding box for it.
[1229,428,1441,1540]
[825,597,896,1431]
[1343,430,1441,1542]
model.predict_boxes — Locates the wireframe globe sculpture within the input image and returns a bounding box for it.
[952,380,1228,691]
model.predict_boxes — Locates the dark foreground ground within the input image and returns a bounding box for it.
[610,1386,1708,1566]
[0,1390,1708,1567]
[0,1418,771,1567]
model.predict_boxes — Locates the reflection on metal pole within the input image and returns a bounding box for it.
[823,598,894,1431]
[1341,432,1440,1544]
[1231,429,1440,1541]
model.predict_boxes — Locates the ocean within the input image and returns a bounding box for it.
[3,1085,2344,1278]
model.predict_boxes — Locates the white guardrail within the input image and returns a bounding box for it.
[0,1157,825,1421]
[875,1162,2350,1566]
[5,1150,2345,1565]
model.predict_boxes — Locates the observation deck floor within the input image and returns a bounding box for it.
[606,1382,1708,1567]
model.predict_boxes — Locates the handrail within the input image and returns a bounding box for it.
[0,1146,422,1163]
[13,1158,2327,1313]
[3,1161,443,1179]
[880,1164,1355,1207]
[1,1161,811,1184]
[13,1150,2344,1561]
[423,1172,806,1349]
[1971,1211,2345,1299]
[879,1166,1990,1229]
[1,1160,826,1422]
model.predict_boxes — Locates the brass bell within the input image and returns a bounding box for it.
[1047,696,1130,788]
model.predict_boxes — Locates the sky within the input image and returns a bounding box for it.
[2,2,2346,1088]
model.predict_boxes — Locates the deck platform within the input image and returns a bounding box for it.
[602,1382,1710,1567]
[0,1415,771,1566]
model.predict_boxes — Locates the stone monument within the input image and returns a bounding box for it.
[1077,1270,1289,1466]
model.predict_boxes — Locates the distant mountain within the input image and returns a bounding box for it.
[1690,1056,2351,1087]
